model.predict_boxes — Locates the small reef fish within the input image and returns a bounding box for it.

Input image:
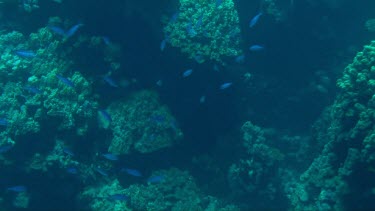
[122,168,142,177]
[56,74,74,87]
[7,186,27,192]
[147,175,164,183]
[98,110,112,122]
[0,144,13,153]
[235,55,245,63]
[103,75,119,88]
[48,26,66,36]
[194,54,205,63]
[249,45,265,51]
[220,82,233,90]
[216,0,222,7]
[63,148,74,156]
[67,167,78,174]
[102,153,118,161]
[48,23,83,38]
[24,86,41,94]
[108,194,129,201]
[187,21,197,37]
[182,69,193,78]
[213,64,219,72]
[195,14,203,28]
[150,114,166,123]
[160,39,167,51]
[95,167,108,176]
[249,12,263,28]
[170,12,179,23]
[102,36,111,45]
[15,50,36,58]
[200,95,206,103]
[156,80,163,87]
[0,118,8,126]
[65,23,84,38]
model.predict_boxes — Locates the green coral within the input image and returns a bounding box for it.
[107,90,183,154]
[227,121,286,201]
[163,0,242,63]
[81,168,239,211]
[0,31,32,80]
[0,82,41,137]
[26,140,79,172]
[0,24,101,166]
[42,70,98,133]
[286,41,375,210]
[80,179,131,211]
[262,0,286,22]
[12,192,30,209]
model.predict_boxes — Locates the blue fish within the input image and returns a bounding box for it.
[220,82,233,90]
[216,0,223,7]
[7,186,27,192]
[0,144,13,153]
[147,175,164,183]
[108,194,129,201]
[195,15,203,28]
[213,64,220,72]
[63,148,74,156]
[95,167,108,176]
[150,114,166,123]
[156,80,163,87]
[160,39,167,51]
[182,69,193,78]
[67,167,78,174]
[102,153,118,161]
[187,22,197,37]
[200,95,206,103]
[249,12,263,28]
[170,12,179,23]
[148,133,156,142]
[15,50,36,58]
[103,75,119,88]
[122,168,142,177]
[235,55,245,63]
[48,26,66,36]
[0,118,8,126]
[194,55,204,63]
[56,74,74,87]
[65,24,83,38]
[99,110,112,122]
[249,45,264,51]
[102,36,111,45]
[24,86,42,94]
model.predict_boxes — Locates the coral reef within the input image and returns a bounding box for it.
[81,168,239,211]
[27,140,79,172]
[286,41,375,210]
[163,0,242,63]
[262,0,286,22]
[0,24,99,138]
[365,19,375,32]
[227,122,285,201]
[107,90,183,154]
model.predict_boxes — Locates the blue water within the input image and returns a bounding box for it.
[0,0,375,210]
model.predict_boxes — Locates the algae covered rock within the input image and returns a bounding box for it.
[106,90,183,154]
